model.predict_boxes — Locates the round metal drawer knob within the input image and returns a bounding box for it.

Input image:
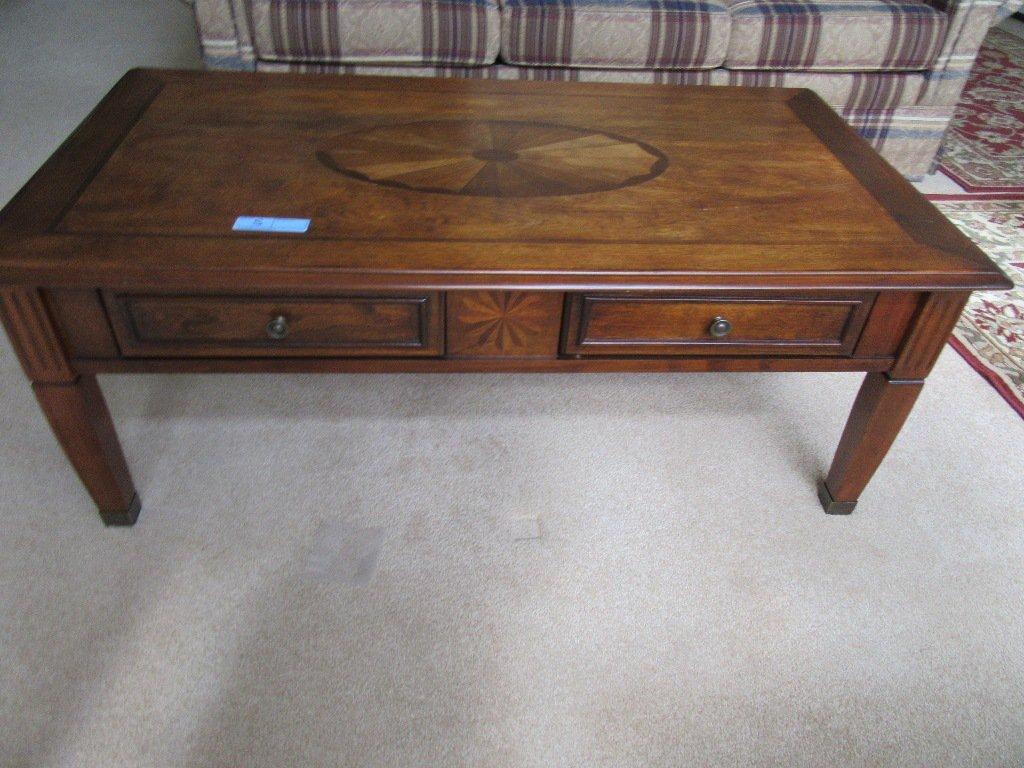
[708,316,732,338]
[266,315,290,340]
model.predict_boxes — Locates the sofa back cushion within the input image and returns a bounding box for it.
[246,0,500,65]
[242,0,948,72]
[724,0,948,71]
[500,0,731,70]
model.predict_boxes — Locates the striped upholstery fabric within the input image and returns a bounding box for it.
[724,0,948,71]
[525,67,930,115]
[195,0,249,68]
[494,65,718,81]
[260,61,922,108]
[844,105,953,175]
[713,69,925,107]
[919,0,1003,105]
[246,0,500,65]
[499,0,731,69]
[258,59,724,81]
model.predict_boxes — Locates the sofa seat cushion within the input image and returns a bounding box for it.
[247,0,500,65]
[724,0,948,71]
[500,0,731,69]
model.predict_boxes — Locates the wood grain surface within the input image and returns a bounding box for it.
[0,69,1010,292]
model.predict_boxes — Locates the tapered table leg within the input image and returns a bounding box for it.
[819,372,923,514]
[2,287,140,525]
[33,376,140,525]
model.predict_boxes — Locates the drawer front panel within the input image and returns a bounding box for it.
[105,292,443,357]
[563,293,874,356]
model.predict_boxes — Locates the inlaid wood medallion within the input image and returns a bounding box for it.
[447,291,563,358]
[317,120,667,197]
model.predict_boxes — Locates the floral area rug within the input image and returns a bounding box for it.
[939,28,1024,193]
[934,200,1024,417]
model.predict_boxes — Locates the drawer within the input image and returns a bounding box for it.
[104,292,443,358]
[562,293,874,357]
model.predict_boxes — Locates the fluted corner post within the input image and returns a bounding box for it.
[820,292,969,514]
[0,287,139,525]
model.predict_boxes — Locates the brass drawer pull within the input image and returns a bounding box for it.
[708,316,732,338]
[266,315,289,340]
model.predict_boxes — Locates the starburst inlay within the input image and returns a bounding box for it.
[448,291,564,358]
[317,119,667,198]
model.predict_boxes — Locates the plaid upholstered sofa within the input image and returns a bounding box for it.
[193,0,1022,178]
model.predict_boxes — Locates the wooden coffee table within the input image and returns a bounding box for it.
[0,69,1009,525]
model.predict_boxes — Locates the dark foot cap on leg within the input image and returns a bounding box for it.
[817,480,857,515]
[100,494,142,527]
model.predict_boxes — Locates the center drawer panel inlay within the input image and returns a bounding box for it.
[447,291,563,358]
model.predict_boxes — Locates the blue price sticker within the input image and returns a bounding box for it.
[233,216,311,234]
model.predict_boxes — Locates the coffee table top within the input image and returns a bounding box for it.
[0,68,1009,291]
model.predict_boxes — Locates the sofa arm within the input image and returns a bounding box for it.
[194,0,256,70]
[919,0,1010,105]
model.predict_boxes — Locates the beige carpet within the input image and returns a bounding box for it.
[2,3,1024,766]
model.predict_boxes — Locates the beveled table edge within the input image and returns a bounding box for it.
[0,68,1012,293]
